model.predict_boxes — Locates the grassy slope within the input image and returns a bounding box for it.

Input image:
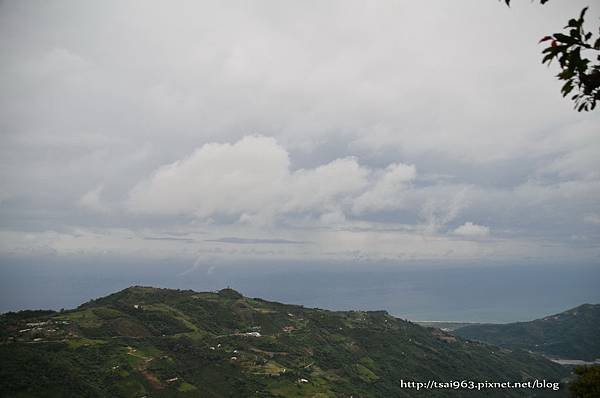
[1,287,570,397]
[455,304,600,361]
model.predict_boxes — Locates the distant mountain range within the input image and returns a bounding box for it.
[454,304,600,362]
[0,287,570,397]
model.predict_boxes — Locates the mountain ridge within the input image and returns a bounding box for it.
[1,286,570,397]
[454,303,600,362]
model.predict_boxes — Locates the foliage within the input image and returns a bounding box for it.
[569,365,600,398]
[503,0,600,111]
[454,304,600,361]
[1,286,571,397]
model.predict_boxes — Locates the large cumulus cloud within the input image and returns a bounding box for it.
[127,135,415,225]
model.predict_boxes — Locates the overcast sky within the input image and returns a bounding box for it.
[1,0,599,265]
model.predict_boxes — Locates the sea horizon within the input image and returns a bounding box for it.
[2,254,598,324]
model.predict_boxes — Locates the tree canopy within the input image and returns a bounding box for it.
[503,0,600,111]
[569,365,600,398]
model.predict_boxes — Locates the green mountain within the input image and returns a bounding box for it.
[454,304,600,362]
[1,286,569,397]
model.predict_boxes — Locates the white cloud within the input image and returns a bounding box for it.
[453,222,490,237]
[283,157,370,214]
[418,187,471,233]
[3,223,597,265]
[535,119,600,180]
[352,163,416,214]
[128,135,290,218]
[128,136,384,224]
[78,185,108,213]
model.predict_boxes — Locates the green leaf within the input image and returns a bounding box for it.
[559,69,574,80]
[553,33,573,44]
[569,29,581,40]
[542,53,554,64]
[561,81,574,97]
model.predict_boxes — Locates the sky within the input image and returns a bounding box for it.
[1,0,599,267]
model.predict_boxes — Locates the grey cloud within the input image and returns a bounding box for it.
[0,0,599,263]
[205,237,307,245]
[143,237,196,243]
[453,222,491,237]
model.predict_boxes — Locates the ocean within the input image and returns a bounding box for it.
[1,254,599,323]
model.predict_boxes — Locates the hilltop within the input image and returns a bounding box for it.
[1,286,569,397]
[454,304,600,362]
